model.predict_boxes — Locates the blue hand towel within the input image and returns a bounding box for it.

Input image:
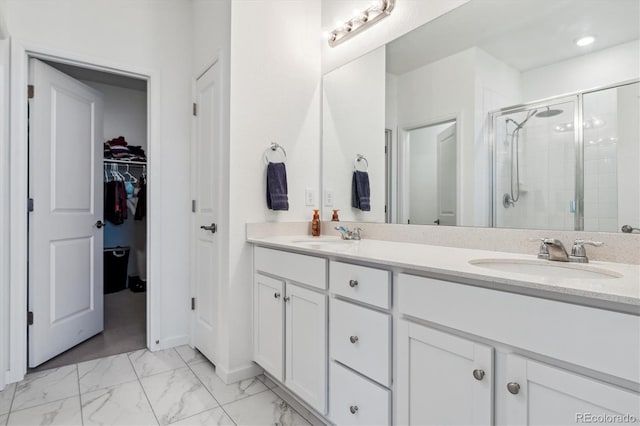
[351,170,370,211]
[266,162,289,211]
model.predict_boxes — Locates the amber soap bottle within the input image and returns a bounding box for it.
[311,209,321,236]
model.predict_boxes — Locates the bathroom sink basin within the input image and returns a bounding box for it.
[469,258,622,280]
[291,237,356,250]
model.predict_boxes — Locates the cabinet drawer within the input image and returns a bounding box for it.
[255,246,327,289]
[330,361,390,426]
[398,273,640,384]
[330,261,391,309]
[330,298,391,386]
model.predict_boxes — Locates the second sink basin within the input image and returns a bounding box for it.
[469,258,622,280]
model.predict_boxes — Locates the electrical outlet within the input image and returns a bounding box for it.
[305,188,315,206]
[324,189,334,207]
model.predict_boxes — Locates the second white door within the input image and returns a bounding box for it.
[192,61,223,364]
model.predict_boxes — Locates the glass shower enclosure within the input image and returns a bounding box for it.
[491,81,639,231]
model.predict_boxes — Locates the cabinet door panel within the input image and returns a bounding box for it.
[397,320,493,425]
[503,354,640,426]
[285,283,328,414]
[253,273,284,381]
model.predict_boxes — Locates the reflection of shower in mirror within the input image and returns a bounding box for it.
[502,106,564,208]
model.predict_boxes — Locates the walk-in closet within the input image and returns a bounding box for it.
[28,60,149,371]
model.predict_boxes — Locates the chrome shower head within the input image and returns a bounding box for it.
[535,106,563,118]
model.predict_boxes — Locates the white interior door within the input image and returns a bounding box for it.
[191,61,222,364]
[437,123,457,226]
[28,59,105,367]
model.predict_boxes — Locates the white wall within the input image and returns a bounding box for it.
[323,46,386,222]
[226,0,321,376]
[522,40,640,102]
[2,0,193,383]
[321,0,470,73]
[0,36,9,391]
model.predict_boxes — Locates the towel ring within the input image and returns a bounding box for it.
[264,142,287,165]
[354,154,368,172]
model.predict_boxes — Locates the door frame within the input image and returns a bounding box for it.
[7,39,161,383]
[398,113,460,225]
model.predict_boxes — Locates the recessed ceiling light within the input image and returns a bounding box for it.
[575,36,595,47]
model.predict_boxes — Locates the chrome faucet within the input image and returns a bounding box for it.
[532,237,603,263]
[334,226,362,240]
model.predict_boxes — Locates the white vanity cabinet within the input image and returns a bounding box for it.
[500,354,640,425]
[397,321,494,425]
[253,247,328,414]
[397,272,640,426]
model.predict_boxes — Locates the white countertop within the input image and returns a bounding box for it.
[248,235,640,314]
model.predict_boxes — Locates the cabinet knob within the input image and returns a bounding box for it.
[507,382,520,395]
[349,335,359,344]
[349,280,358,288]
[349,405,359,414]
[283,296,290,302]
[274,292,281,299]
[472,369,485,381]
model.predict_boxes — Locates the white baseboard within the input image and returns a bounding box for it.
[153,334,189,351]
[215,361,263,384]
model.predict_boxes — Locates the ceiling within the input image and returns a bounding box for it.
[386,0,640,75]
[44,60,147,92]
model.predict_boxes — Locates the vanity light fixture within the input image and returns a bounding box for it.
[325,0,396,47]
[575,35,596,47]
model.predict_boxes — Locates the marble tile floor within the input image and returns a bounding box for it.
[0,346,316,426]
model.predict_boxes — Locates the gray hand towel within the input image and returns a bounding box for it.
[267,162,289,211]
[351,170,370,211]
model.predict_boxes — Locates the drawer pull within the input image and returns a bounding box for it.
[472,369,485,381]
[507,382,520,395]
[349,279,358,288]
[349,335,359,344]
[274,292,281,299]
[349,405,359,414]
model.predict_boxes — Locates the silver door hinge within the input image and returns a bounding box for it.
[27,311,34,325]
[28,198,34,212]
[191,297,196,310]
[192,103,197,116]
[28,85,34,99]
[192,200,196,213]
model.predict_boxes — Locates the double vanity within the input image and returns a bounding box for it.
[249,230,640,425]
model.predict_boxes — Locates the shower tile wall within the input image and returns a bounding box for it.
[583,88,619,232]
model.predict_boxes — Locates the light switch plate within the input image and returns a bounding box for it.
[305,188,315,206]
[324,189,334,207]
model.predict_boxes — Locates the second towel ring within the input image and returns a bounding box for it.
[354,154,368,172]
[264,142,287,165]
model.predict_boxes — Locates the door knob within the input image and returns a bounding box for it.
[349,335,359,344]
[283,296,290,302]
[349,280,358,288]
[507,382,520,394]
[472,369,485,381]
[200,223,217,233]
[434,219,440,225]
[95,220,105,229]
[274,292,281,299]
[349,405,359,414]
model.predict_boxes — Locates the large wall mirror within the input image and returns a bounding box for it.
[322,0,640,232]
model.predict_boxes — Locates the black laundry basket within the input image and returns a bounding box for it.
[104,247,130,294]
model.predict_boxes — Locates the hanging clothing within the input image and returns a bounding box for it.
[105,180,128,225]
[134,179,147,221]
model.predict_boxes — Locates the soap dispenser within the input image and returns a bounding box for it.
[311,209,321,236]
